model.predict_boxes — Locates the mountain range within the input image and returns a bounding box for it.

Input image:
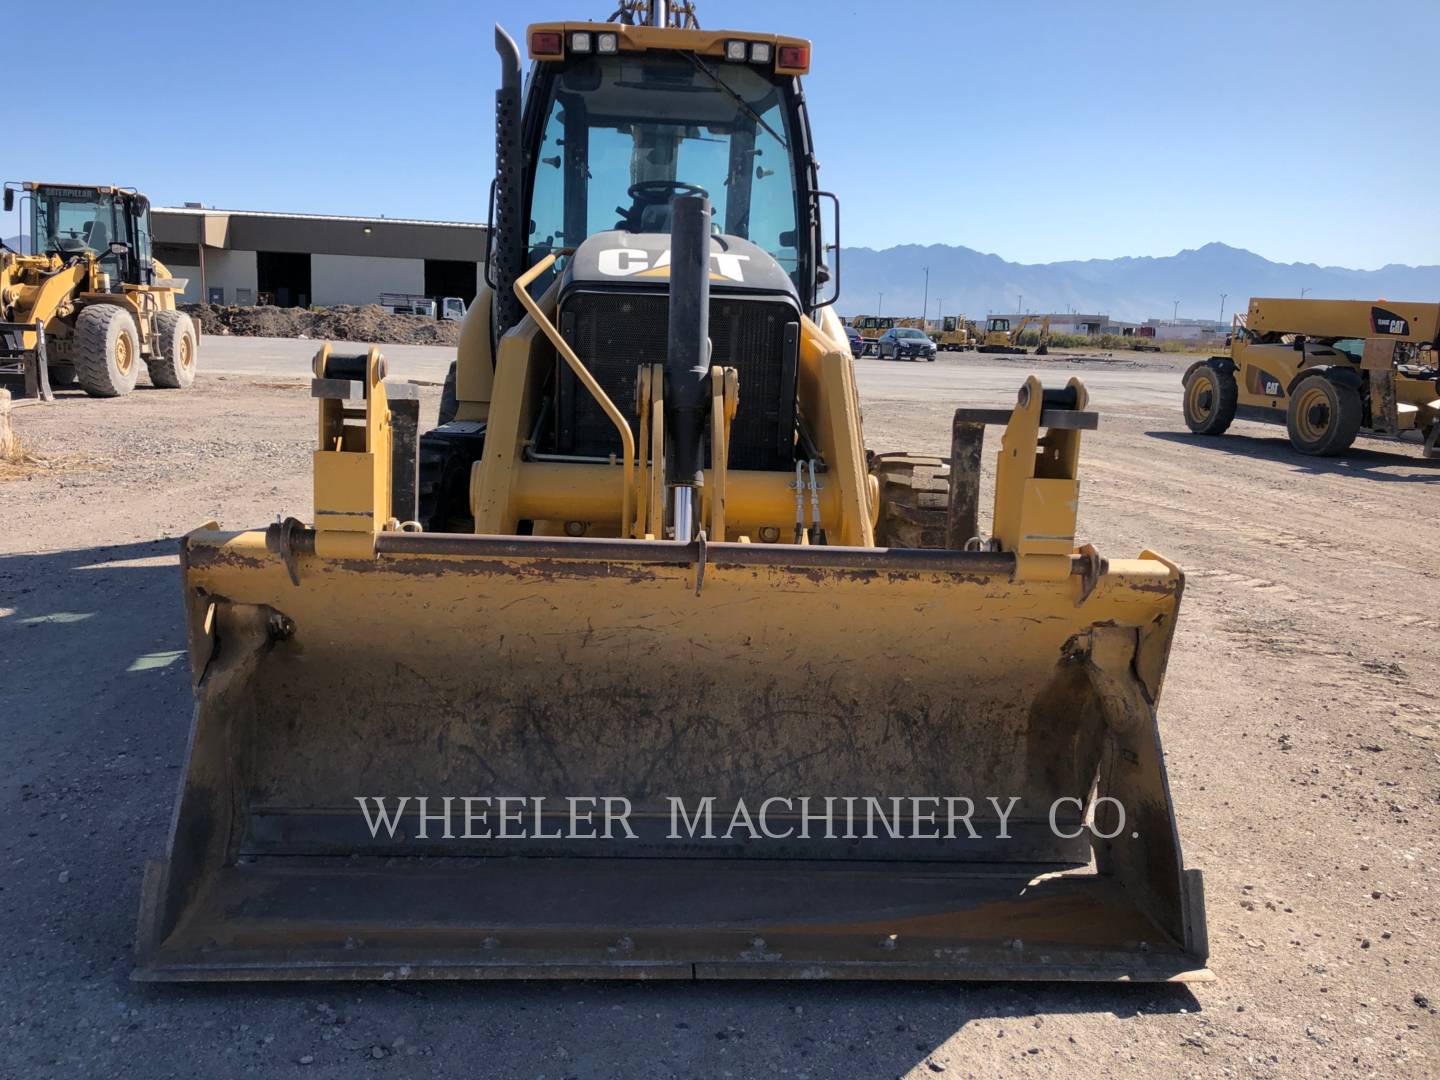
[836,242,1440,324]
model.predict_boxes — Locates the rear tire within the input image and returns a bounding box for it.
[147,311,198,389]
[1286,374,1361,456]
[871,453,949,548]
[73,306,140,398]
[1182,360,1237,435]
[438,361,458,425]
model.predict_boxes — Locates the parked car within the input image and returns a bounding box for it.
[844,324,863,358]
[877,326,937,361]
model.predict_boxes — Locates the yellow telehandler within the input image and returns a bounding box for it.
[1183,297,1440,457]
[1,182,197,400]
[136,1,1207,984]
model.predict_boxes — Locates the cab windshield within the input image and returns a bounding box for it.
[528,53,800,279]
[30,186,145,284]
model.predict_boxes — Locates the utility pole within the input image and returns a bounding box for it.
[922,266,929,326]
[937,297,944,323]
[1172,299,1180,323]
[1300,286,1311,299]
[878,291,883,316]
[1017,293,1023,315]
[1219,292,1227,323]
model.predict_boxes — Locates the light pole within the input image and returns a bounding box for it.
[921,266,929,326]
[937,297,944,323]
[1300,287,1311,299]
[877,291,884,316]
[1219,293,1227,324]
[1017,294,1023,315]
[1172,299,1180,323]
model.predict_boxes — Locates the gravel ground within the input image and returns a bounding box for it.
[1,355,1436,1078]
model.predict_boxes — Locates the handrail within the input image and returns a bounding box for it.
[514,253,635,537]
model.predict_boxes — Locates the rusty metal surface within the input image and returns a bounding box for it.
[137,530,1206,982]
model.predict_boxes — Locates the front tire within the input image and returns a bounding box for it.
[147,311,198,389]
[871,453,950,548]
[74,306,141,397]
[1182,360,1237,435]
[1286,374,1361,456]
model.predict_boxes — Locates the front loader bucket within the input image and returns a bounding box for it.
[136,530,1209,982]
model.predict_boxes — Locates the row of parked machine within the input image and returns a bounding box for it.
[846,313,1051,358]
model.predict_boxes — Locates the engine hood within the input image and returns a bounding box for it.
[561,231,799,301]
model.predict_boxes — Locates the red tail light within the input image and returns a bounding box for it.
[777,44,809,71]
[530,31,563,58]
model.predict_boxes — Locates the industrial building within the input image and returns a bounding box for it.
[151,206,488,308]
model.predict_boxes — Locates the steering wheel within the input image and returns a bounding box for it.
[627,180,710,201]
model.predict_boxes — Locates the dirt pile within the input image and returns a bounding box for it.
[182,303,462,346]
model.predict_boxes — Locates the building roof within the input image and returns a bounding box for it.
[152,205,488,263]
[156,206,485,230]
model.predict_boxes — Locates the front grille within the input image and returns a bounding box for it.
[555,289,799,471]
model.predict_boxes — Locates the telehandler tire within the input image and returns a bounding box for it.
[1286,374,1361,456]
[1182,360,1237,435]
[871,453,949,548]
[47,364,77,388]
[147,311,198,389]
[73,305,141,397]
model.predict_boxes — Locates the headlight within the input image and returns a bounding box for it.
[725,40,747,61]
[597,32,618,54]
[749,41,772,64]
[570,31,592,53]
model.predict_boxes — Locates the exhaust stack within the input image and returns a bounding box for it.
[665,194,711,541]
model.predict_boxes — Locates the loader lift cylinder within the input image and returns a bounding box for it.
[665,193,711,541]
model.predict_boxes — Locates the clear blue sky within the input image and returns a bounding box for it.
[12,0,1437,268]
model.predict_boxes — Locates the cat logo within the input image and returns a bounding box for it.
[1261,377,1282,396]
[596,247,750,282]
[1370,305,1410,336]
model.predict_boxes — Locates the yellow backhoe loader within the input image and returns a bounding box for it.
[1183,297,1440,457]
[978,313,1050,355]
[136,1,1207,984]
[1,182,197,400]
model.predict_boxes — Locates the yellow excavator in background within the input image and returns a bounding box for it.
[1,182,197,400]
[978,313,1050,355]
[933,314,977,351]
[136,0,1207,985]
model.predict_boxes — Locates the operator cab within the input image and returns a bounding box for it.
[9,183,153,289]
[519,30,823,310]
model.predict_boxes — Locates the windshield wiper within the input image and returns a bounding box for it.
[680,51,788,149]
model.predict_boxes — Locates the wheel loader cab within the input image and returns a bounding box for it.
[28,184,152,288]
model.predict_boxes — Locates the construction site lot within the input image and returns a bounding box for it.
[1,342,1436,1079]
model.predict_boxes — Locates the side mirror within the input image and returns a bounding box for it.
[109,241,131,256]
[3,189,12,212]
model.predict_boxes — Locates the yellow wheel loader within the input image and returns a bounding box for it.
[1183,297,1440,458]
[0,182,197,401]
[136,2,1207,984]
[978,313,1050,355]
